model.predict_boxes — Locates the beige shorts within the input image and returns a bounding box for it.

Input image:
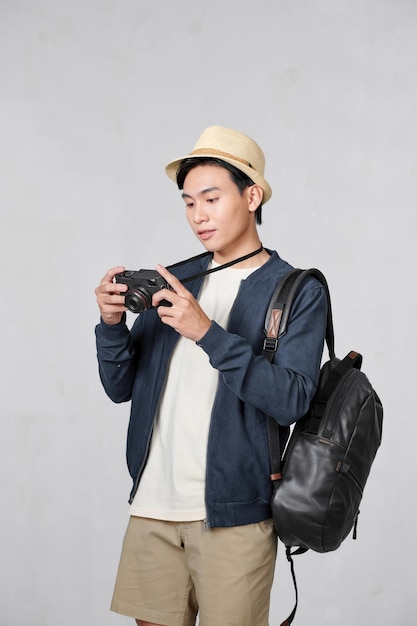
[111,516,277,626]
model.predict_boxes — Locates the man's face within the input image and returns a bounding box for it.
[181,164,258,261]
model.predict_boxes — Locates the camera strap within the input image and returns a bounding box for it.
[167,244,264,285]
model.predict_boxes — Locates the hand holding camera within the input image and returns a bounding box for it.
[152,264,211,341]
[96,264,211,340]
[115,269,173,314]
[95,266,129,325]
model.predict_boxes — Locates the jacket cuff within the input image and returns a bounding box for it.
[97,313,128,339]
[196,321,230,362]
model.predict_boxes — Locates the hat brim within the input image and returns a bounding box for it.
[165,153,272,204]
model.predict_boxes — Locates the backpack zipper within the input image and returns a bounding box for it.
[321,369,358,438]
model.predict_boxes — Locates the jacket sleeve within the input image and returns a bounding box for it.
[95,313,136,403]
[196,281,328,426]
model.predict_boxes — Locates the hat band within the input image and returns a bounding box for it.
[191,148,253,169]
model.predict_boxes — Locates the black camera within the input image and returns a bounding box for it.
[115,269,172,314]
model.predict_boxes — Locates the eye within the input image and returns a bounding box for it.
[207,197,219,204]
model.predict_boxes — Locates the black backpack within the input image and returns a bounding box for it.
[263,268,383,625]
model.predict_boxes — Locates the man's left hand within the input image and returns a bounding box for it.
[152,264,212,342]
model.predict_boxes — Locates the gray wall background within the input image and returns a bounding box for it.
[1,1,415,624]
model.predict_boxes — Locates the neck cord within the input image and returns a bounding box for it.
[167,244,264,285]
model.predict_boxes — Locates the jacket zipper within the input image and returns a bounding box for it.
[128,425,154,504]
[128,336,180,504]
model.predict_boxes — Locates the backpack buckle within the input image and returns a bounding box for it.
[263,337,278,353]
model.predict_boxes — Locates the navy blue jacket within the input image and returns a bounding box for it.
[95,250,327,528]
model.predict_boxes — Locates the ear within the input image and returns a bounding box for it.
[247,184,264,213]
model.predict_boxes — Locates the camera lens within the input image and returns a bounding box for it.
[124,289,152,314]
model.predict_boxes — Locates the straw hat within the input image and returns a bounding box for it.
[165,125,272,203]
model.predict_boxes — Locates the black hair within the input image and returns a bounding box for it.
[175,157,263,225]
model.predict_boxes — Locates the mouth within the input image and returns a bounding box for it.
[197,229,216,241]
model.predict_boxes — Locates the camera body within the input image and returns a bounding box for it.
[115,269,172,314]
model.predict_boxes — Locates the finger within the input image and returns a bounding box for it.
[96,288,127,307]
[100,266,125,286]
[95,279,127,299]
[106,292,128,305]
[152,288,176,308]
[155,264,185,294]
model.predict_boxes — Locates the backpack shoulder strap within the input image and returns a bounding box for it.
[263,267,335,361]
[263,269,303,359]
[265,268,335,481]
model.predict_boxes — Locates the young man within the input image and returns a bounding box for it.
[95,126,327,626]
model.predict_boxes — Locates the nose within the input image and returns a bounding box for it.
[191,201,209,224]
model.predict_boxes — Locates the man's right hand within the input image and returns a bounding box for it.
[95,266,127,325]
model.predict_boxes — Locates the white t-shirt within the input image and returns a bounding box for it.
[129,263,258,521]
